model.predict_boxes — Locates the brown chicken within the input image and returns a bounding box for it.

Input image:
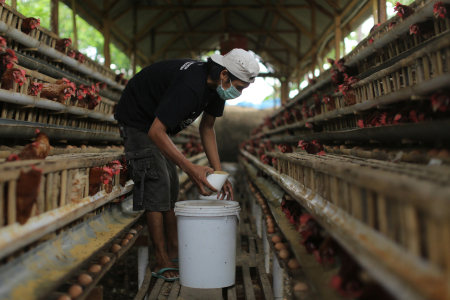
[119,156,129,187]
[67,50,76,59]
[55,38,72,53]
[278,143,293,153]
[40,83,74,103]
[70,86,88,107]
[394,2,415,19]
[410,21,435,40]
[1,68,26,91]
[28,81,43,96]
[322,95,335,111]
[6,129,51,161]
[340,84,357,106]
[87,95,101,110]
[298,140,325,155]
[21,17,40,35]
[314,94,322,115]
[0,49,18,78]
[16,165,42,224]
[434,1,450,19]
[0,36,6,52]
[115,73,124,83]
[75,51,84,63]
[89,167,114,196]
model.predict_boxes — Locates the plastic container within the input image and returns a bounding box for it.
[199,172,229,200]
[174,200,240,288]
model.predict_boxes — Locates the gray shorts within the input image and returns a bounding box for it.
[120,123,180,212]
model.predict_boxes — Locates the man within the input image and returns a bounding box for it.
[115,49,260,281]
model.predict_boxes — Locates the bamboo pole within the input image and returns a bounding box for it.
[51,0,59,36]
[71,0,78,49]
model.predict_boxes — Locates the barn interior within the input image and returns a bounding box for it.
[0,0,449,299]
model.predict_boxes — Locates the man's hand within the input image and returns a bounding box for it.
[217,179,234,201]
[185,164,218,196]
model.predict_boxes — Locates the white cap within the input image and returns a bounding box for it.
[211,49,260,83]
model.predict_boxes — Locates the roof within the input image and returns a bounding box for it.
[62,0,372,78]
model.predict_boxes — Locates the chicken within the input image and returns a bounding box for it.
[97,82,107,90]
[322,95,335,111]
[431,92,450,112]
[334,59,346,72]
[297,214,324,254]
[330,252,364,298]
[302,101,309,119]
[55,38,72,54]
[282,109,296,124]
[1,68,26,91]
[0,36,7,52]
[70,85,88,107]
[245,145,256,155]
[115,73,124,83]
[339,84,357,106]
[274,116,284,127]
[313,94,322,115]
[298,140,325,155]
[331,68,344,85]
[89,167,113,196]
[6,129,50,161]
[21,17,40,35]
[394,2,415,19]
[28,81,43,96]
[75,51,84,63]
[108,160,123,175]
[272,157,278,170]
[388,21,397,29]
[313,237,340,265]
[265,140,275,152]
[278,143,293,153]
[119,156,129,187]
[257,145,265,158]
[40,83,74,104]
[434,1,450,19]
[0,0,4,6]
[0,49,18,78]
[290,108,303,121]
[260,154,271,165]
[263,117,275,130]
[16,165,42,224]
[67,50,76,58]
[326,58,335,65]
[410,21,435,40]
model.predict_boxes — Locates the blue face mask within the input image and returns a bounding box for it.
[216,79,241,100]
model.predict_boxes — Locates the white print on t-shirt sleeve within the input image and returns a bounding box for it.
[179,118,195,130]
[180,62,195,70]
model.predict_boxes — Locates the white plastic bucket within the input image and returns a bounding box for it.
[174,200,240,288]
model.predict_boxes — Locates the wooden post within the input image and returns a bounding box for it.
[71,0,78,49]
[103,18,110,68]
[132,4,138,75]
[11,0,16,9]
[378,0,387,23]
[373,0,379,24]
[335,15,341,59]
[51,0,59,36]
[280,79,289,104]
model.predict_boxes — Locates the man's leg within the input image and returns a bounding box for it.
[163,208,178,260]
[146,211,178,278]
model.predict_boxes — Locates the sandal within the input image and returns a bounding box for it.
[151,268,179,281]
[170,258,178,263]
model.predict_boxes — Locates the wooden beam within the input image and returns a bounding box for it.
[11,0,16,9]
[106,0,122,12]
[303,0,334,19]
[322,0,340,12]
[51,0,59,35]
[378,0,387,23]
[103,0,111,68]
[373,0,379,24]
[154,29,299,35]
[139,4,309,10]
[111,6,132,22]
[71,0,78,49]
[335,15,341,59]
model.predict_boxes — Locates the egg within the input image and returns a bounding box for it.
[263,209,269,214]
[293,282,309,292]
[271,235,282,244]
[68,285,83,298]
[66,145,73,149]
[81,145,86,149]
[409,150,421,155]
[120,239,129,246]
[125,234,134,240]
[134,225,143,230]
[372,148,380,153]
[288,259,300,270]
[353,146,361,150]
[266,215,272,220]
[279,249,289,259]
[88,264,101,273]
[99,256,110,265]
[275,243,287,251]
[267,227,275,234]
[128,229,137,234]
[333,146,339,149]
[110,244,121,253]
[261,204,267,210]
[77,274,93,286]
[57,295,71,300]
[267,219,274,226]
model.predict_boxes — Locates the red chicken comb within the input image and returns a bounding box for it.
[434,1,443,10]
[20,69,26,77]
[5,48,15,56]
[35,129,40,134]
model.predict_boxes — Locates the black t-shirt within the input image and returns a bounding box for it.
[115,59,225,134]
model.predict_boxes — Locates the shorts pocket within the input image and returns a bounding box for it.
[125,149,159,182]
